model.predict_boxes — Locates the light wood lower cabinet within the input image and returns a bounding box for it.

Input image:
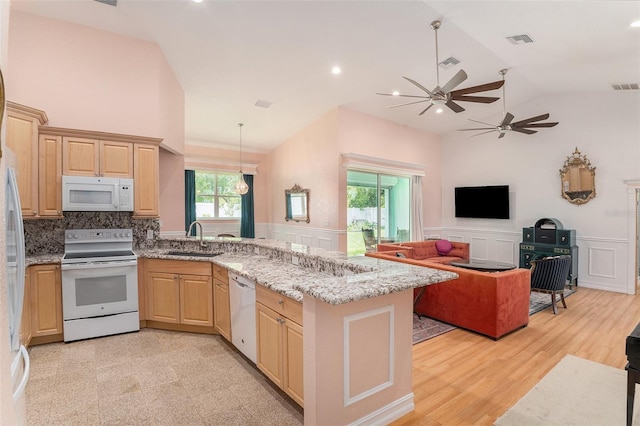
[20,268,32,348]
[29,264,64,343]
[213,266,232,341]
[256,286,304,407]
[145,260,214,332]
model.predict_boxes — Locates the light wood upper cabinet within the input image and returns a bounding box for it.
[133,143,159,217]
[38,135,63,217]
[5,102,48,218]
[62,137,133,177]
[29,264,63,338]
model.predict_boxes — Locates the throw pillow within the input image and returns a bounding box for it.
[435,239,453,256]
[396,252,406,258]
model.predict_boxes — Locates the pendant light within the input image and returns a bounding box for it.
[234,123,249,195]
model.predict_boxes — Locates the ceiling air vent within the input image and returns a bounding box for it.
[506,34,534,45]
[254,99,272,109]
[439,56,460,69]
[611,82,639,91]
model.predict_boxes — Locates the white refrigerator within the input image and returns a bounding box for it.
[0,167,29,424]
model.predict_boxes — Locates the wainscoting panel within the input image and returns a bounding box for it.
[496,238,517,265]
[470,237,489,260]
[270,223,342,251]
[343,306,394,407]
[429,227,632,294]
[588,247,617,278]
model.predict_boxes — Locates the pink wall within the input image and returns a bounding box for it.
[336,107,442,228]
[7,11,186,232]
[264,109,340,228]
[264,107,442,250]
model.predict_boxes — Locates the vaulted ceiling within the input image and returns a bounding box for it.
[10,1,640,152]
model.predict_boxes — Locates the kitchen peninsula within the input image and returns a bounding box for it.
[143,236,458,425]
[25,236,457,425]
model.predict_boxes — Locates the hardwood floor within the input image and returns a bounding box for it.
[392,287,640,426]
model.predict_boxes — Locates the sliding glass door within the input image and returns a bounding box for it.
[347,170,411,256]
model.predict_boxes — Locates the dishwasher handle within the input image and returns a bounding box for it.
[229,273,256,290]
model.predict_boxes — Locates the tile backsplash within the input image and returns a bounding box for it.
[24,212,159,255]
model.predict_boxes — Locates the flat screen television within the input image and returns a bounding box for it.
[455,185,510,219]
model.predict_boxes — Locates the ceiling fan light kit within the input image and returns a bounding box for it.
[459,68,559,138]
[376,20,504,116]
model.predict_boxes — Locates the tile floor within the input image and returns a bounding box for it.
[25,329,303,425]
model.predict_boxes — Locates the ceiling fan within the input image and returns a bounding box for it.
[377,20,505,115]
[459,68,559,138]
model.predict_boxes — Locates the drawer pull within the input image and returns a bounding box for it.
[278,299,284,305]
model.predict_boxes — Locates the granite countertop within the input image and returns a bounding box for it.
[25,239,458,305]
[139,246,457,305]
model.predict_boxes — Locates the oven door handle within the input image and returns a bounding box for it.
[61,260,138,271]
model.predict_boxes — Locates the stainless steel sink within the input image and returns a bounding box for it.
[164,250,222,258]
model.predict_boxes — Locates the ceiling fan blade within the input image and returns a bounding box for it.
[498,132,506,139]
[440,69,468,94]
[446,100,465,113]
[418,104,434,116]
[500,113,515,127]
[403,77,434,96]
[451,79,504,96]
[468,118,496,126]
[519,122,559,128]
[470,130,498,138]
[387,99,429,109]
[511,128,537,135]
[511,113,551,127]
[450,94,500,104]
[376,93,431,99]
[458,127,496,131]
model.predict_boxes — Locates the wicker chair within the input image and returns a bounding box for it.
[530,255,572,314]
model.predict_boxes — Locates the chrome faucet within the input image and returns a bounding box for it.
[186,221,207,248]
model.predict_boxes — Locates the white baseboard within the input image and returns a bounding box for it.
[347,393,414,426]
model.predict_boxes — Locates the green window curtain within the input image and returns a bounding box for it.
[240,174,255,238]
[185,170,196,236]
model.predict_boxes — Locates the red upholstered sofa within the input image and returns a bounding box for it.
[376,240,470,265]
[366,249,531,339]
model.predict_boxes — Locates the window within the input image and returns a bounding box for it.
[195,171,241,219]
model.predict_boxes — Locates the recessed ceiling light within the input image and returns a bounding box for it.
[631,20,640,28]
[331,66,341,75]
[392,91,400,96]
[192,0,203,3]
[436,108,443,114]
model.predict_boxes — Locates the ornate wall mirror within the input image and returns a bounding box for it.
[559,147,596,205]
[285,184,310,223]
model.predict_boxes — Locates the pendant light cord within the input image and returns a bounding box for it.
[238,123,244,174]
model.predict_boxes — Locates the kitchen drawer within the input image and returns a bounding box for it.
[256,285,302,325]
[213,263,229,284]
[147,259,211,276]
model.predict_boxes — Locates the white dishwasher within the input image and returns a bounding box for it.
[228,272,257,364]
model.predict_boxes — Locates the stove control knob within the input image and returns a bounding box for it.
[71,233,79,239]
[125,232,131,238]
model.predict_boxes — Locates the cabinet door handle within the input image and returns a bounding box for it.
[277,299,284,305]
[277,318,284,324]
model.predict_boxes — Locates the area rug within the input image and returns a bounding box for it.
[413,288,578,344]
[529,288,576,315]
[412,315,456,344]
[494,354,640,425]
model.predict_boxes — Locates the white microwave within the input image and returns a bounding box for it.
[62,176,134,212]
